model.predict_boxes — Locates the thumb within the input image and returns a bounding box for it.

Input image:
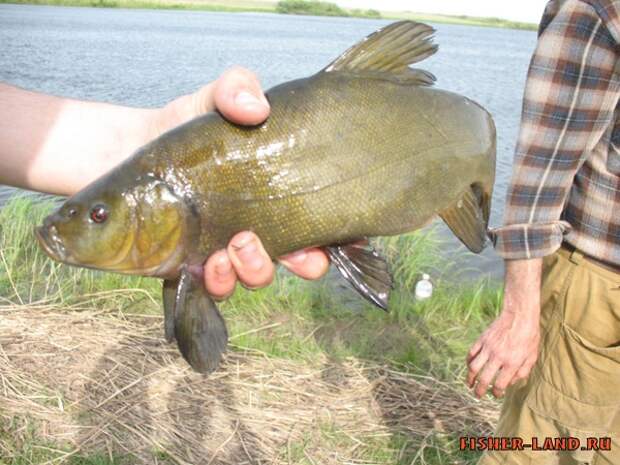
[212,66,270,126]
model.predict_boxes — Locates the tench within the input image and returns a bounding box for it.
[36,21,496,373]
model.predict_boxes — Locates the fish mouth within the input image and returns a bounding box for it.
[35,224,68,263]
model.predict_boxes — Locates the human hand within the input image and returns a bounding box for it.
[152,67,330,298]
[150,66,271,137]
[466,259,542,398]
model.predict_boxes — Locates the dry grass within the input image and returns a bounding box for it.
[0,304,498,464]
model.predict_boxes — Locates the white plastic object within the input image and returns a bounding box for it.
[415,273,433,300]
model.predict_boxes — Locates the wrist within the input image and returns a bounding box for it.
[501,303,540,323]
[501,258,542,318]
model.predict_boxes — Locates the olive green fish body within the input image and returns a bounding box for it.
[36,21,496,373]
[136,72,494,262]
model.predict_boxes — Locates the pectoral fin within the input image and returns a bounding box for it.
[438,186,489,253]
[169,269,228,374]
[326,242,392,311]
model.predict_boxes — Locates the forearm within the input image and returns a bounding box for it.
[502,258,542,319]
[0,83,155,195]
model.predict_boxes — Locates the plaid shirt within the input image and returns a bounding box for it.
[490,0,620,266]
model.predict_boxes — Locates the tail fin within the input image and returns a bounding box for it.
[165,270,228,374]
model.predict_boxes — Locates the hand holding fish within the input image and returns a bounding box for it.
[151,66,272,137]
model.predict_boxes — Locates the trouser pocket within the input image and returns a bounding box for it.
[526,250,620,434]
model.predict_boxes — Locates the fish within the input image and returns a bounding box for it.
[36,21,496,374]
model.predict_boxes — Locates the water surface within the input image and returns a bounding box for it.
[0,5,539,279]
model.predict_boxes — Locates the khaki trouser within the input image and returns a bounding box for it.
[478,246,620,465]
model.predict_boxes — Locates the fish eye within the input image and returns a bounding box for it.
[68,207,78,217]
[89,204,108,224]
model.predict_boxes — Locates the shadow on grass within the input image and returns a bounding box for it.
[65,281,497,464]
[0,287,498,464]
[73,333,268,464]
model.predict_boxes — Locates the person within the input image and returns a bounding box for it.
[466,1,619,464]
[0,67,330,297]
[5,9,618,457]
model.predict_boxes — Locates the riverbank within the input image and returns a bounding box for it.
[0,197,501,464]
[0,0,538,30]
[383,11,537,30]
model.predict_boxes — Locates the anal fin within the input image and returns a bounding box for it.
[326,242,392,311]
[169,269,229,374]
[438,186,489,253]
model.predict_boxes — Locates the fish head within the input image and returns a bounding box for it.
[36,173,190,277]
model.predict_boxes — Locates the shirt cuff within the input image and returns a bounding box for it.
[488,221,572,260]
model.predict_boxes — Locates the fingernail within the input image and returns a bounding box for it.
[231,231,254,249]
[232,235,264,271]
[214,255,232,280]
[282,250,307,265]
[235,91,264,107]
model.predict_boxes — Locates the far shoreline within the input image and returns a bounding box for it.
[0,0,538,31]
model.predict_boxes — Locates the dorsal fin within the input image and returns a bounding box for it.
[323,20,437,86]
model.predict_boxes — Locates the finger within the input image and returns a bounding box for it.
[509,357,537,386]
[213,66,270,126]
[279,248,330,280]
[190,82,217,115]
[466,350,489,388]
[467,339,483,363]
[492,366,518,398]
[475,360,501,399]
[204,249,238,300]
[228,231,275,289]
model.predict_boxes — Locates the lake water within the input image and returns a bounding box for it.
[0,4,539,279]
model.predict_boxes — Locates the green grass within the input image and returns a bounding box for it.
[0,0,278,12]
[0,196,500,464]
[276,0,381,18]
[275,420,487,464]
[0,416,132,465]
[383,11,537,30]
[0,0,537,30]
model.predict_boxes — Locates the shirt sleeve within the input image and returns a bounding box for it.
[489,0,620,260]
